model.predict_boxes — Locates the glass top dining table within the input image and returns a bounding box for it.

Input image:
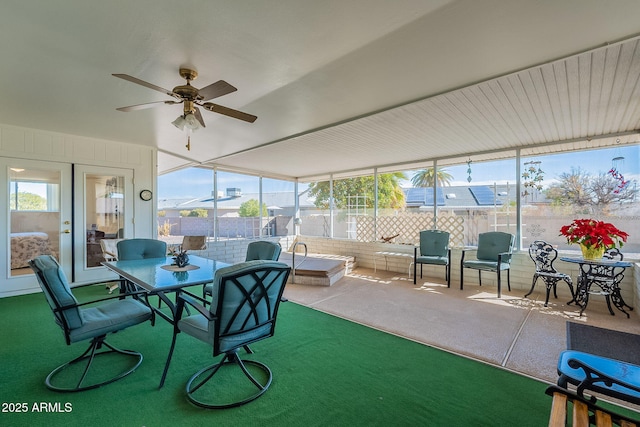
[102,255,231,293]
[103,255,232,388]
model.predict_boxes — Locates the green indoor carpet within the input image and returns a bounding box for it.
[1,285,562,426]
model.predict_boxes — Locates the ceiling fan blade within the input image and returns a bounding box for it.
[198,80,237,101]
[112,74,177,98]
[202,102,257,123]
[116,100,180,112]
[193,107,206,128]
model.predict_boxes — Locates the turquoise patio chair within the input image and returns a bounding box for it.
[116,238,167,260]
[161,260,291,407]
[245,240,282,261]
[29,255,153,392]
[460,231,515,298]
[203,240,281,298]
[413,230,451,287]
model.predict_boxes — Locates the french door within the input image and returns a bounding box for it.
[1,158,72,297]
[1,160,135,295]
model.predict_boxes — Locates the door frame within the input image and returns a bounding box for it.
[0,158,72,297]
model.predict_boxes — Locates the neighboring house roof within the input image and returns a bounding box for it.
[159,185,531,211]
[158,191,316,211]
[404,184,522,208]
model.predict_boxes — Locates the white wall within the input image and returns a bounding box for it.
[0,123,156,295]
[0,123,157,237]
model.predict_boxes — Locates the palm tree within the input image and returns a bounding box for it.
[411,167,454,188]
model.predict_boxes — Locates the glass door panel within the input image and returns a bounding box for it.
[1,159,72,297]
[9,168,60,275]
[73,165,133,284]
[84,174,125,268]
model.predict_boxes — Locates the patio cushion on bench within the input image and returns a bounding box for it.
[557,350,640,405]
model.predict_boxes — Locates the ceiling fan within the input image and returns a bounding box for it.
[113,68,257,147]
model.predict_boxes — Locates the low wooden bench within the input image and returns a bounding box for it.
[546,385,638,427]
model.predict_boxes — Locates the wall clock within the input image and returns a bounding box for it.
[139,189,152,201]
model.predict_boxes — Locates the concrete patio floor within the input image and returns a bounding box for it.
[282,267,640,387]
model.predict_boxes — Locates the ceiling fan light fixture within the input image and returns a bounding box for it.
[172,115,186,131]
[183,112,201,131]
[173,113,201,132]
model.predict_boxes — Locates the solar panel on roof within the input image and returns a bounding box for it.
[469,186,501,206]
[435,188,445,205]
[405,188,426,204]
[404,187,445,206]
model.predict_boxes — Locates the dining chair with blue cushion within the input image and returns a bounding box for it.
[203,240,281,298]
[29,255,153,392]
[413,230,451,287]
[245,240,282,261]
[116,238,167,296]
[161,260,291,407]
[116,238,167,260]
[460,231,515,298]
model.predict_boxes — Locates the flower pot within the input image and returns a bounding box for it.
[173,252,190,268]
[579,244,605,260]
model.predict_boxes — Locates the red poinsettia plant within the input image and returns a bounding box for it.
[559,219,629,250]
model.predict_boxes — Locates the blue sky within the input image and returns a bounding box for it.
[158,145,639,199]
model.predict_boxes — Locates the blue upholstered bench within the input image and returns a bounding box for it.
[557,350,640,405]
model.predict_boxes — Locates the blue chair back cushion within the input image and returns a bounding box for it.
[417,230,450,264]
[245,241,282,261]
[179,260,289,354]
[31,255,83,330]
[117,239,167,260]
[476,232,515,263]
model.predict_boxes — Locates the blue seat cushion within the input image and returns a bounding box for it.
[69,299,152,343]
[558,350,640,402]
[179,315,272,353]
[462,259,511,271]
[416,255,448,265]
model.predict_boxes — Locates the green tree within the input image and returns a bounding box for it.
[546,167,637,214]
[238,199,268,217]
[308,172,406,210]
[410,167,454,188]
[9,192,46,210]
[189,208,208,217]
[179,209,208,217]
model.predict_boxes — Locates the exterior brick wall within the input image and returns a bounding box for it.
[294,235,636,304]
[194,234,638,312]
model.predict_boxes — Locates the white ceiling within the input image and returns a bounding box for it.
[1,0,640,181]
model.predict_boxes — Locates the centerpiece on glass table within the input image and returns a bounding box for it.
[559,219,629,260]
[171,246,190,268]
